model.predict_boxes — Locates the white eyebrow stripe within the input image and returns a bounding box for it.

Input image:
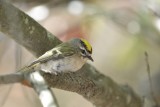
[84,49,91,56]
[80,45,91,56]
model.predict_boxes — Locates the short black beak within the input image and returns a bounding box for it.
[87,56,94,62]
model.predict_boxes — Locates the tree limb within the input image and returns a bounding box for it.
[0,0,143,107]
[27,71,59,107]
[0,0,61,57]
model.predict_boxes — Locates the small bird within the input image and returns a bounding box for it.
[28,38,93,74]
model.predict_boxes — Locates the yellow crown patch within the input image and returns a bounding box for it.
[81,38,92,53]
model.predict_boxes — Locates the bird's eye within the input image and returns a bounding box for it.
[81,49,86,55]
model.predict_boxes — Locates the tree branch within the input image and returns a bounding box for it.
[0,0,61,57]
[27,71,59,107]
[42,64,143,107]
[0,0,143,107]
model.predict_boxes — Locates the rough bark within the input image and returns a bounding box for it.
[0,0,143,107]
[0,0,61,57]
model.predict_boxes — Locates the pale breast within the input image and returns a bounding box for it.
[40,55,86,73]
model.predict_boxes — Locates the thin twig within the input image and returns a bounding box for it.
[0,73,24,84]
[144,51,159,106]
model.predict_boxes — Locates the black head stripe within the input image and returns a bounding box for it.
[80,40,92,54]
[89,47,92,54]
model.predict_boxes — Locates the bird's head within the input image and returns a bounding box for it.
[70,38,93,62]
